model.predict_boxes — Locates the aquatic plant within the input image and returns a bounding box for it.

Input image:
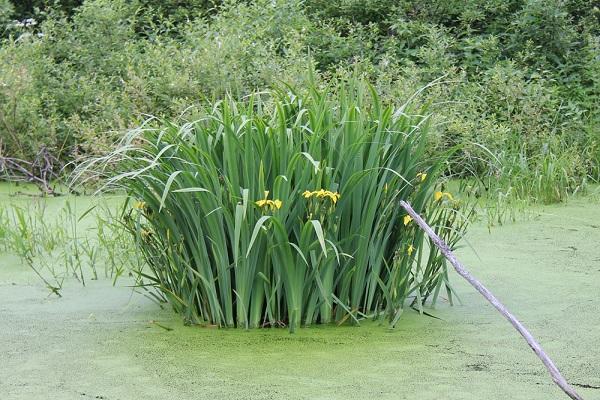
[87,79,473,331]
[0,195,135,294]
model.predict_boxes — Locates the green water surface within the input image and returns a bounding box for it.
[0,187,598,399]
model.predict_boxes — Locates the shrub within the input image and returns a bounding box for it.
[0,0,311,165]
[436,61,591,204]
[2,0,598,209]
[82,79,472,331]
[0,0,13,31]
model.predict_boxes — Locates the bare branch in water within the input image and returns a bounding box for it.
[400,200,584,400]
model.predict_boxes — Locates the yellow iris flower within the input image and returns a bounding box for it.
[133,200,146,210]
[255,199,282,210]
[403,215,413,226]
[303,189,340,204]
[416,172,427,182]
[407,244,416,256]
[434,191,454,202]
[255,191,282,211]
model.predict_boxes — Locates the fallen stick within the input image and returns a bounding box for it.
[400,200,583,400]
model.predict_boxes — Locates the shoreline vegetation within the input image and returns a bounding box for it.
[1,0,598,208]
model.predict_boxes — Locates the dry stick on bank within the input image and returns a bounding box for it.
[399,200,584,400]
[0,147,58,195]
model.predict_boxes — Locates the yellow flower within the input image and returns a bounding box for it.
[403,215,413,226]
[141,228,153,239]
[255,200,283,210]
[255,192,282,211]
[434,191,454,202]
[329,192,340,204]
[303,189,340,204]
[255,199,283,211]
[133,200,146,210]
[416,172,427,182]
[407,244,416,256]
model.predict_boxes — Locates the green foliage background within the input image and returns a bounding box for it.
[1,0,599,203]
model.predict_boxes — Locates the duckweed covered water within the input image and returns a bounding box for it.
[0,189,598,399]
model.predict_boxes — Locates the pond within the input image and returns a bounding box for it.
[0,188,598,399]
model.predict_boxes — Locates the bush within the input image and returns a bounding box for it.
[437,61,591,204]
[0,0,309,163]
[0,0,13,31]
[82,79,472,331]
[1,0,598,208]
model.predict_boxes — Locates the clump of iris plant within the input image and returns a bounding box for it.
[92,78,474,331]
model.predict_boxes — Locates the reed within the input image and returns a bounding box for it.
[90,79,473,331]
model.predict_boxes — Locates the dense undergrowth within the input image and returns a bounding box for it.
[1,0,599,207]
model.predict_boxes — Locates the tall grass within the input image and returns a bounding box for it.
[82,79,473,331]
[468,140,589,226]
[0,196,135,294]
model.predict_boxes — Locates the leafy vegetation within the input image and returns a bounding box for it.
[77,80,473,331]
[0,0,598,210]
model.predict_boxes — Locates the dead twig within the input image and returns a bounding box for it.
[0,146,60,195]
[400,200,584,400]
